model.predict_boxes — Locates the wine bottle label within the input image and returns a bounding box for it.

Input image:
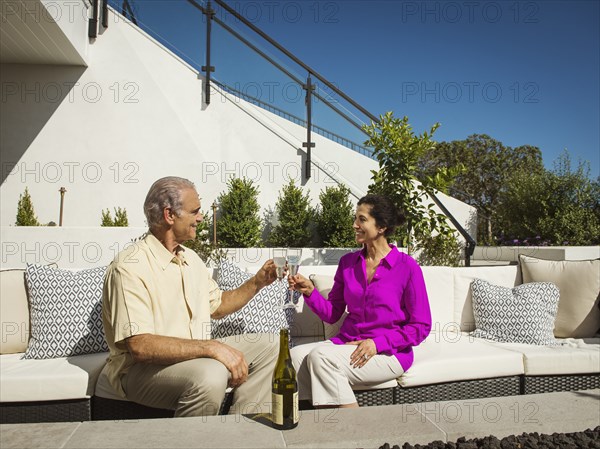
[272,391,298,426]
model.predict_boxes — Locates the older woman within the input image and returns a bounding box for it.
[289,194,431,408]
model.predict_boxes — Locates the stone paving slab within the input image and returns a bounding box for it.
[405,389,600,443]
[282,405,444,448]
[0,422,80,449]
[1,390,598,449]
[64,415,286,449]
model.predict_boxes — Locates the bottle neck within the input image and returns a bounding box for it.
[278,329,291,361]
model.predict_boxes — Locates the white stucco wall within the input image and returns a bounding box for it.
[0,7,476,241]
[40,0,91,63]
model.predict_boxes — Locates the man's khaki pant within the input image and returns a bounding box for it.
[122,333,279,417]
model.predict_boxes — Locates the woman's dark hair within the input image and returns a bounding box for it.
[357,194,405,237]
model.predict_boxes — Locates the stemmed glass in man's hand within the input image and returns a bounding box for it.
[281,248,301,309]
[273,248,287,283]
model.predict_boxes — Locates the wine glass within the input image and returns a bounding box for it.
[273,248,287,283]
[281,248,301,309]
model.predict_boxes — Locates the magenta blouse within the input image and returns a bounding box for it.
[303,245,432,371]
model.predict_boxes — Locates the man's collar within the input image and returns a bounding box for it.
[145,233,187,269]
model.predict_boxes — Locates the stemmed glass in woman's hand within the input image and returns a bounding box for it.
[282,248,301,309]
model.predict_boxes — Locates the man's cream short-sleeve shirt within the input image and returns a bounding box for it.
[102,233,222,396]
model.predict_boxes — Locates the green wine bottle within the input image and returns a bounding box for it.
[272,328,298,430]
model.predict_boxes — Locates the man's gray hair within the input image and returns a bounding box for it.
[144,176,196,230]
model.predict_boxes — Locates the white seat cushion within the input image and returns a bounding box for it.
[0,352,107,402]
[353,378,398,390]
[482,338,600,375]
[399,333,524,387]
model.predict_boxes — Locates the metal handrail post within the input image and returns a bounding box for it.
[303,75,315,180]
[201,1,216,105]
[102,0,108,28]
[88,0,99,38]
[428,190,477,266]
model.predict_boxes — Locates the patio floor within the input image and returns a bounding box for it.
[1,389,598,449]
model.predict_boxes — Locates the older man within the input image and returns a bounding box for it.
[102,176,279,417]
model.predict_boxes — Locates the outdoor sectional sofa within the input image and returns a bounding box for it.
[1,255,599,423]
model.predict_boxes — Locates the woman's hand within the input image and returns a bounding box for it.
[346,339,376,369]
[288,273,314,297]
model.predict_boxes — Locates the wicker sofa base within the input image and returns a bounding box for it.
[522,373,600,395]
[92,391,234,420]
[394,376,522,404]
[3,375,598,423]
[92,397,175,421]
[355,387,395,407]
[0,399,91,424]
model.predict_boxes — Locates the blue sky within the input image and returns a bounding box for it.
[125,0,600,179]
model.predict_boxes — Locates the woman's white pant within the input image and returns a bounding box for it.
[290,340,404,406]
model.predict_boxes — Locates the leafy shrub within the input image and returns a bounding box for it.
[316,184,357,248]
[101,207,129,227]
[16,188,40,226]
[496,152,600,245]
[217,178,262,248]
[413,233,463,267]
[269,180,314,247]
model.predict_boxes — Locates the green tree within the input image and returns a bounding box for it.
[316,184,357,248]
[269,180,314,247]
[101,209,113,226]
[101,207,129,227]
[417,134,544,244]
[217,177,262,248]
[496,151,600,245]
[16,187,40,226]
[363,112,456,251]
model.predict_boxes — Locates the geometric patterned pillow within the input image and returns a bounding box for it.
[23,264,108,359]
[469,279,560,346]
[210,259,294,339]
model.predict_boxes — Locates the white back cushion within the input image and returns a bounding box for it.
[0,269,30,354]
[453,266,521,332]
[421,267,455,334]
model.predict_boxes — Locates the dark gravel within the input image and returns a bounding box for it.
[379,426,600,449]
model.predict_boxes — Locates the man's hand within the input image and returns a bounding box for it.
[254,259,278,289]
[208,340,249,388]
[289,273,314,297]
[214,260,280,319]
[124,334,249,382]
